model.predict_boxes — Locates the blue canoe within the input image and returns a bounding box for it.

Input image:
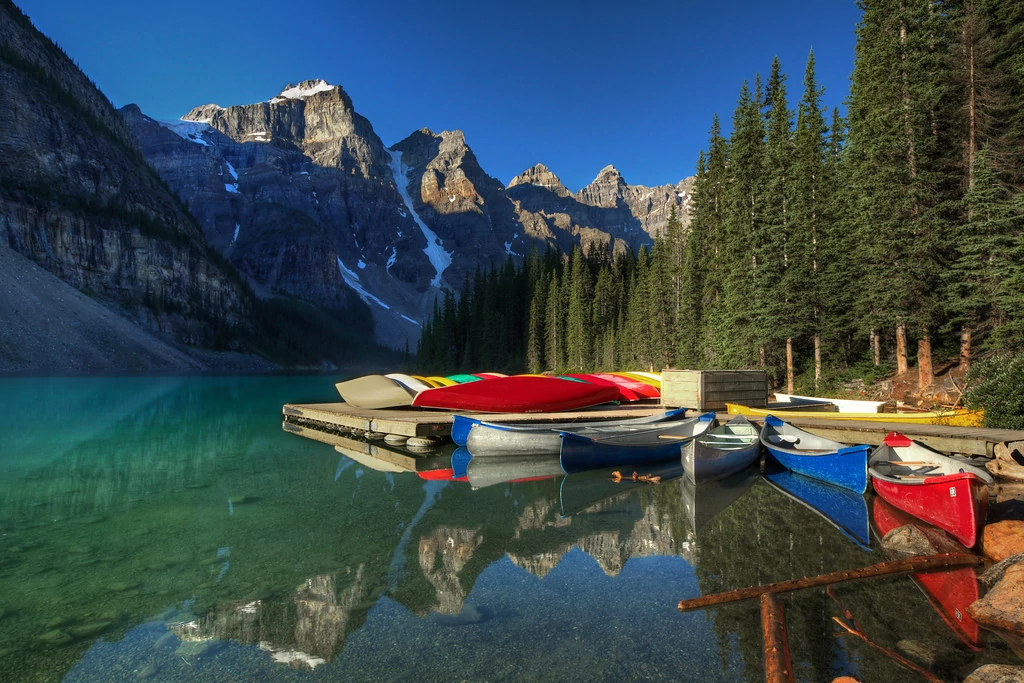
[763,463,871,550]
[759,415,869,493]
[451,447,472,479]
[559,413,715,474]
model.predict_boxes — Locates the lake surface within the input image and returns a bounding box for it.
[0,376,1017,681]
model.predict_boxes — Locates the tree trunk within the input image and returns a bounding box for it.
[896,325,908,375]
[960,328,972,373]
[786,338,794,394]
[814,334,822,391]
[918,331,933,389]
[870,328,880,366]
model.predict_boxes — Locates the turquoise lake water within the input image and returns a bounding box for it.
[0,375,1016,681]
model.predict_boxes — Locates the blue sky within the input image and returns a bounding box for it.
[15,0,862,191]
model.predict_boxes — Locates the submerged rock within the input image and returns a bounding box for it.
[881,522,964,559]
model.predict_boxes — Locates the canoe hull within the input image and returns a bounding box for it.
[335,374,415,409]
[763,465,871,549]
[681,415,761,482]
[412,376,620,413]
[462,408,688,456]
[559,413,714,474]
[871,474,988,548]
[760,415,868,493]
[728,402,983,426]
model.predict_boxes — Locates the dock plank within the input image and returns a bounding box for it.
[282,402,679,438]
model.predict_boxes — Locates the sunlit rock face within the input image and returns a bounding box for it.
[418,526,484,615]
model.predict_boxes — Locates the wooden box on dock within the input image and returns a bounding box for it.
[660,370,768,411]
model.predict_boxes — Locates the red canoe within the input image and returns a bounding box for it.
[562,374,643,402]
[872,496,982,650]
[589,373,660,399]
[411,375,620,413]
[868,432,992,548]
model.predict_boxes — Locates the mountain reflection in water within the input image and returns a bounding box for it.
[0,376,1015,682]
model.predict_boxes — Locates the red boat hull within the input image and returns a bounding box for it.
[589,373,660,399]
[870,471,988,548]
[872,497,982,649]
[411,375,620,413]
[563,374,642,402]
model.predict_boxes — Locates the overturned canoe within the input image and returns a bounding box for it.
[335,374,416,409]
[412,375,620,413]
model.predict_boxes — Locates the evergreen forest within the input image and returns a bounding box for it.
[417,1,1024,404]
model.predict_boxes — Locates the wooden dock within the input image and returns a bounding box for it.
[282,401,1024,459]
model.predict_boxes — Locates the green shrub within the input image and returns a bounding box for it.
[964,354,1024,429]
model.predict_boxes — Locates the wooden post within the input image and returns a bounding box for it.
[870,328,880,366]
[786,338,794,394]
[677,553,983,612]
[896,324,908,375]
[918,334,933,388]
[960,329,972,373]
[814,334,822,392]
[761,593,795,683]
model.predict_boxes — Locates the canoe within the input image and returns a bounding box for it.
[385,372,434,394]
[589,373,661,399]
[868,431,992,548]
[465,455,565,490]
[446,373,483,384]
[334,374,415,409]
[681,414,761,482]
[458,407,690,454]
[610,371,662,390]
[763,462,871,550]
[559,413,715,474]
[411,375,620,413]
[727,402,984,427]
[426,375,458,387]
[562,374,643,402]
[559,461,685,517]
[872,496,983,649]
[773,392,886,414]
[412,374,443,388]
[760,414,870,493]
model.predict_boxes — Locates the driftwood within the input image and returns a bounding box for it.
[828,587,943,682]
[609,471,662,484]
[677,553,983,612]
[761,593,795,683]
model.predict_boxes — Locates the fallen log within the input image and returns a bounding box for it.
[677,553,983,612]
[761,593,795,683]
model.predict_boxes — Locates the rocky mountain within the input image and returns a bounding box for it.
[0,0,255,361]
[124,81,694,349]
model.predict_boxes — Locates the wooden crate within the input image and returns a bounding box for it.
[660,370,768,410]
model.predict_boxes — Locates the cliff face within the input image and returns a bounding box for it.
[0,1,252,354]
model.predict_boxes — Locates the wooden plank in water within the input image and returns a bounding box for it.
[283,402,678,438]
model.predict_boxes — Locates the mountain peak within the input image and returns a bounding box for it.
[507,163,567,192]
[593,164,624,183]
[269,79,337,103]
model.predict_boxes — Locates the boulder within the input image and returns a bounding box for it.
[881,523,965,559]
[980,520,1024,562]
[979,552,1024,588]
[964,664,1024,683]
[968,562,1024,635]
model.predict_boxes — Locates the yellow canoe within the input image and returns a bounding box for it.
[425,375,458,387]
[725,403,984,427]
[610,371,662,390]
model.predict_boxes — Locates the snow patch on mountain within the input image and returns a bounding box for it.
[388,150,451,288]
[160,120,212,146]
[270,80,335,104]
[337,257,390,310]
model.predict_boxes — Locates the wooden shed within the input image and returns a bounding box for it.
[660,370,768,411]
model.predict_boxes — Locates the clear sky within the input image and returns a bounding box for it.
[14,0,862,191]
